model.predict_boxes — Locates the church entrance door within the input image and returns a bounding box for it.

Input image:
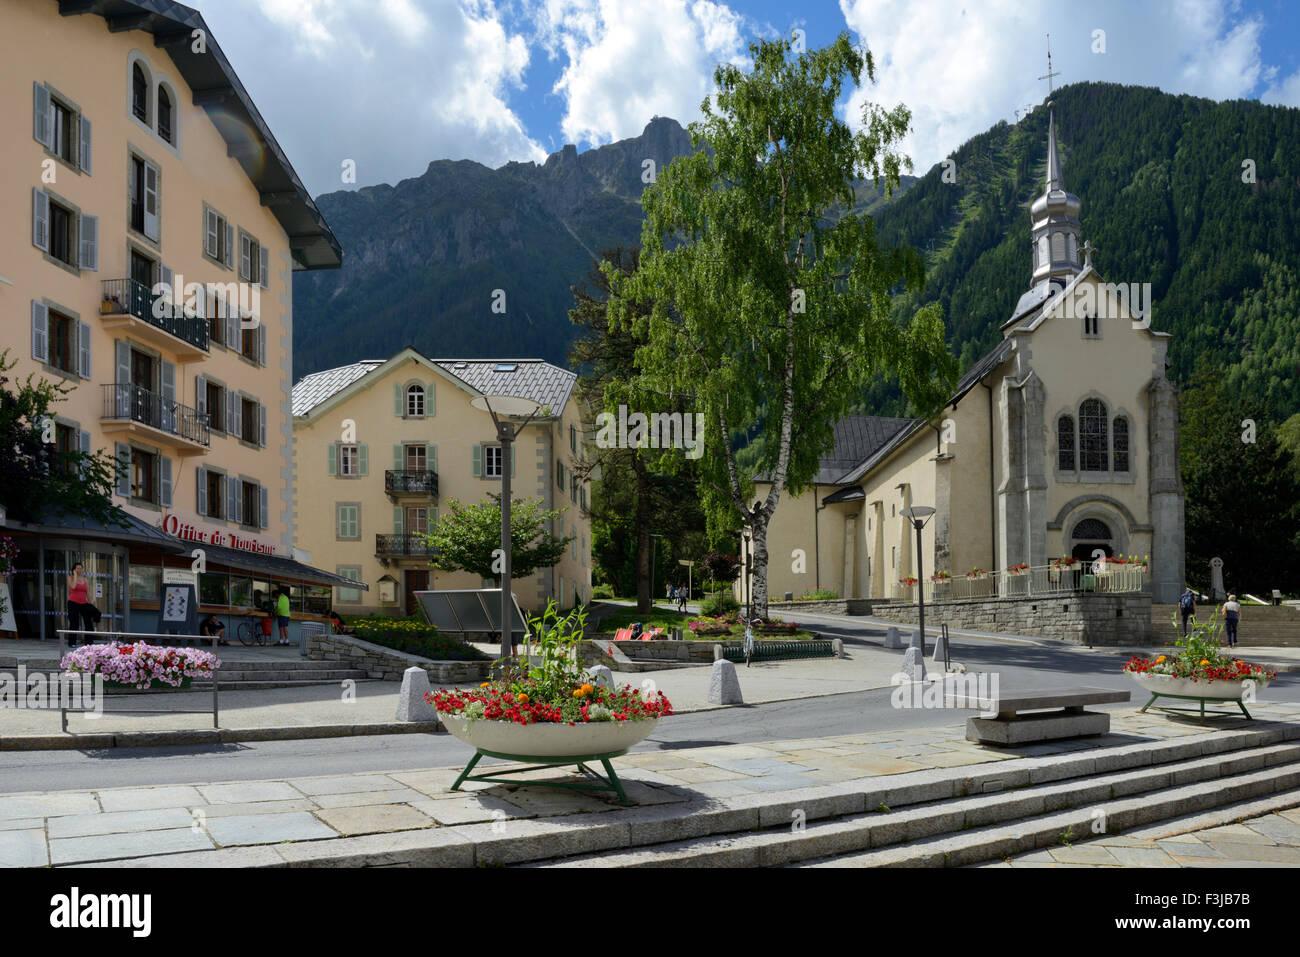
[1070,518,1114,561]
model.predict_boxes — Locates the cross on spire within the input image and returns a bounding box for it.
[1082,239,1097,268]
[1038,32,1060,95]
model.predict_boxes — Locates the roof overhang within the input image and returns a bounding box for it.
[58,0,342,271]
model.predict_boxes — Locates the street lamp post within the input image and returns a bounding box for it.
[900,506,936,654]
[650,533,665,606]
[471,394,543,662]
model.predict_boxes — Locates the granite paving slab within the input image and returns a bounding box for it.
[313,803,435,837]
[204,811,337,847]
[50,827,213,865]
[0,829,48,867]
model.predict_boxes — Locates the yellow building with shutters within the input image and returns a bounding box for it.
[291,347,593,617]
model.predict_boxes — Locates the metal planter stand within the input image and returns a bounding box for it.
[450,747,631,804]
[1139,691,1252,725]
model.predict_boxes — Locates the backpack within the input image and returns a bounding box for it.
[1179,593,1194,613]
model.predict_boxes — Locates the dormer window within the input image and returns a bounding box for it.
[406,384,425,417]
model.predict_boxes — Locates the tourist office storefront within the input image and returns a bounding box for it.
[1,508,363,643]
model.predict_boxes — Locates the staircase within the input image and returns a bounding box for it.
[1152,603,1300,647]
[14,657,371,690]
[517,725,1300,868]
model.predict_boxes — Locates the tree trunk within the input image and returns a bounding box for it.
[750,516,770,620]
[634,456,652,613]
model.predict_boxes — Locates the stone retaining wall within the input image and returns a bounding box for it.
[768,599,874,617]
[306,633,491,684]
[873,593,1153,645]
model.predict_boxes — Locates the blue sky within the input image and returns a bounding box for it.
[192,0,1300,197]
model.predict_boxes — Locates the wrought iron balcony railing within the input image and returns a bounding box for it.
[385,469,439,499]
[375,534,437,558]
[101,382,211,447]
[101,278,209,352]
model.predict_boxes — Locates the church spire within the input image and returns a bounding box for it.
[1045,102,1063,191]
[1028,101,1083,287]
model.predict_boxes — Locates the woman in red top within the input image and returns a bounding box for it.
[66,562,98,646]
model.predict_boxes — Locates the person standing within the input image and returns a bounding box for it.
[275,588,292,645]
[1179,588,1196,636]
[1221,594,1242,648]
[677,583,687,612]
[65,563,98,647]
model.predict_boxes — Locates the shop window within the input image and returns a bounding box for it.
[199,572,230,606]
[129,564,161,601]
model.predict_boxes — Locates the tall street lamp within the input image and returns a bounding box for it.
[900,506,936,654]
[471,394,542,661]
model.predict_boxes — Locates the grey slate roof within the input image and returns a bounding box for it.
[814,416,916,484]
[291,355,576,419]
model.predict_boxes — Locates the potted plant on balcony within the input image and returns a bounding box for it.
[1049,555,1078,582]
[929,570,950,584]
[964,567,987,580]
[1006,562,1030,576]
[427,601,672,799]
[898,576,919,589]
[1123,613,1275,720]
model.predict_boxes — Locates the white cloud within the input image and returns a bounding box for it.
[838,0,1272,173]
[1262,67,1300,107]
[195,0,544,193]
[535,0,749,147]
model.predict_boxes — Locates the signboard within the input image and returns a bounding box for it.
[164,568,197,587]
[162,514,276,555]
[0,582,17,633]
[157,583,197,636]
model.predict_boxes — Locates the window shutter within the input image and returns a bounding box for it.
[358,443,368,476]
[159,360,175,432]
[259,403,266,447]
[239,234,250,280]
[394,382,403,415]
[232,392,243,438]
[160,456,172,507]
[30,301,48,362]
[393,507,404,536]
[196,466,207,515]
[195,375,207,417]
[430,506,439,531]
[33,83,51,147]
[143,162,159,240]
[79,214,98,271]
[224,223,234,268]
[472,443,482,477]
[259,246,270,289]
[393,444,403,471]
[328,442,337,476]
[428,444,437,474]
[260,485,269,529]
[225,389,236,436]
[427,381,436,416]
[336,505,345,538]
[115,339,129,391]
[226,306,238,352]
[79,115,92,174]
[77,321,91,379]
[205,209,218,258]
[230,475,243,524]
[115,442,130,497]
[257,323,266,366]
[78,430,91,477]
[160,263,174,301]
[32,187,49,250]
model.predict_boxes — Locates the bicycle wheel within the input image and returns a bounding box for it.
[237,621,256,646]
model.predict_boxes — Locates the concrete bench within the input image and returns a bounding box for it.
[945,686,1131,746]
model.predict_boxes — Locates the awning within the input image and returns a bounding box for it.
[821,486,866,505]
[4,506,189,552]
[182,539,368,590]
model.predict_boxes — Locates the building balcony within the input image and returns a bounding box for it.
[385,469,439,501]
[100,383,211,451]
[100,278,209,358]
[375,534,437,560]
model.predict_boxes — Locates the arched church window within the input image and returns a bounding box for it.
[1113,416,1129,472]
[1079,398,1109,471]
[1057,415,1075,470]
[1067,233,1078,265]
[1072,518,1112,541]
[1051,232,1065,263]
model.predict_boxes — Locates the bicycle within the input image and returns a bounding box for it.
[237,617,270,646]
[739,613,762,667]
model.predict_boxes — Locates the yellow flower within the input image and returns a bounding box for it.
[517,693,529,705]
[1199,659,1211,667]
[581,683,594,695]
[572,688,583,698]
[1155,655,1166,663]
[480,682,491,688]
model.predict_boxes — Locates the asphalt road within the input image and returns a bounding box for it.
[3,621,1293,795]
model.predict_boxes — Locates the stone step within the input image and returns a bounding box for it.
[799,761,1300,867]
[525,742,1300,868]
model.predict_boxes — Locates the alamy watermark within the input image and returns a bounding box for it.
[594,404,705,459]
[890,670,1000,718]
[0,667,103,714]
[146,276,261,326]
[1043,281,1152,328]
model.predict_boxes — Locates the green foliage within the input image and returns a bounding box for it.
[515,600,586,703]
[590,583,616,600]
[795,588,840,600]
[0,350,124,526]
[1179,360,1300,591]
[424,494,571,583]
[350,619,489,662]
[612,33,958,617]
[701,592,741,617]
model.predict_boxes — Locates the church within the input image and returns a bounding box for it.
[752,103,1186,610]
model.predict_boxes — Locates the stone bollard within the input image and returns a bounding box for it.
[883,626,903,649]
[586,664,613,690]
[901,646,927,682]
[708,658,744,705]
[909,628,924,651]
[832,638,845,659]
[931,629,950,668]
[714,643,725,661]
[396,666,437,723]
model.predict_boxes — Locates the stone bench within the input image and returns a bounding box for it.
[945,686,1131,746]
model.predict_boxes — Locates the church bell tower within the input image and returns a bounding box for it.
[1029,103,1084,287]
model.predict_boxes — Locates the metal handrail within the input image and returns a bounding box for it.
[375,534,437,557]
[384,469,439,498]
[100,277,209,351]
[101,382,211,446]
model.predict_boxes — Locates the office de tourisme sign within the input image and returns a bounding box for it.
[162,514,276,555]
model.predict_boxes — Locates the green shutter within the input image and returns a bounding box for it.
[394,444,403,471]
[327,442,337,476]
[427,381,435,416]
[428,444,437,473]
[472,443,482,477]
[358,443,368,476]
[393,507,404,536]
[394,382,403,415]
[429,506,439,532]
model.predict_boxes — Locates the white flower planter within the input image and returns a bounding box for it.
[440,712,659,757]
[1128,671,1270,700]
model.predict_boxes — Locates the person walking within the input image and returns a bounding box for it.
[1221,594,1242,648]
[676,583,687,612]
[65,563,99,647]
[1179,587,1197,636]
[274,588,292,645]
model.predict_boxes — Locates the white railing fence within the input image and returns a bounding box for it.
[889,563,1149,602]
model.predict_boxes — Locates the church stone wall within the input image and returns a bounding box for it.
[945,384,999,579]
[875,592,1154,646]
[857,434,938,594]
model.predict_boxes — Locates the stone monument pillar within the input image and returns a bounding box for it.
[1210,557,1225,601]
